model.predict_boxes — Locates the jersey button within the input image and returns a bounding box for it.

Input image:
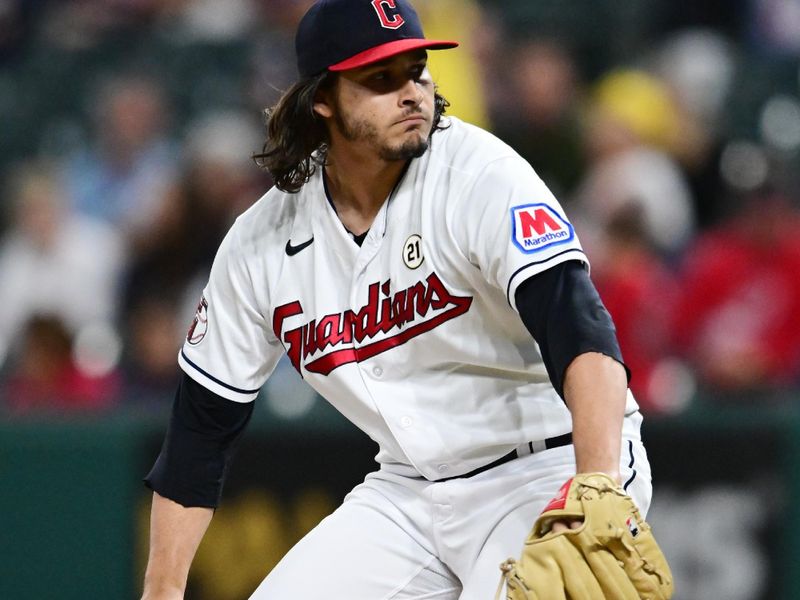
[437,464,449,473]
[400,416,413,428]
[372,366,383,377]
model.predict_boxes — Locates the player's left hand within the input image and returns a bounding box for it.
[495,472,673,600]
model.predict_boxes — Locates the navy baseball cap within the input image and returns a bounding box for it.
[296,0,459,78]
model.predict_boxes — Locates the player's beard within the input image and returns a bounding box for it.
[333,108,430,161]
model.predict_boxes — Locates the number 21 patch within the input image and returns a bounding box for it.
[510,203,575,254]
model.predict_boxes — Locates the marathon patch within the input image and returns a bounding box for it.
[510,203,574,254]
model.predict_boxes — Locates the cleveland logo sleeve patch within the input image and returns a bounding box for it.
[187,295,209,345]
[510,203,575,254]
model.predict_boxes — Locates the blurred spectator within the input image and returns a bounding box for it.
[60,72,179,245]
[247,0,314,111]
[467,5,506,102]
[659,0,747,40]
[591,206,684,413]
[2,0,799,418]
[416,0,491,130]
[1,315,119,413]
[572,69,696,259]
[652,30,734,143]
[492,39,585,196]
[163,0,257,43]
[118,111,264,407]
[120,295,183,406]
[0,163,125,368]
[121,110,264,317]
[672,184,800,393]
[182,110,266,221]
[0,0,49,63]
[38,0,174,50]
[749,0,800,54]
[649,29,735,227]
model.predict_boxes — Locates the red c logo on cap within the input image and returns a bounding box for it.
[371,0,405,29]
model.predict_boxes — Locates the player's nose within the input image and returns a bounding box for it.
[399,78,424,107]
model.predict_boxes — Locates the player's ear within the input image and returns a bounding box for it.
[312,79,335,119]
[313,99,333,119]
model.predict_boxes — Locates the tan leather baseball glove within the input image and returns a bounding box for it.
[496,473,673,600]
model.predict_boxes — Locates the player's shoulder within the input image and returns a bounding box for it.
[434,117,526,168]
[225,180,312,258]
[431,117,536,183]
[427,117,542,200]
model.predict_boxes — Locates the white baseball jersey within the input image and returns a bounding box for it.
[179,116,640,481]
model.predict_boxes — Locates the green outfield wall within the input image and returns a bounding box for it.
[1,397,798,600]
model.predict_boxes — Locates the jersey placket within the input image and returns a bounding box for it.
[345,183,430,476]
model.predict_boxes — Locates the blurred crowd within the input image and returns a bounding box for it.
[1,0,799,417]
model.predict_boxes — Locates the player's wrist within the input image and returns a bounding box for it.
[579,469,621,485]
[141,571,187,600]
[571,448,624,485]
[141,581,185,600]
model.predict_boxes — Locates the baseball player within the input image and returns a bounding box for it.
[142,1,672,599]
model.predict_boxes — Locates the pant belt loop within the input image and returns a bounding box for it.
[528,439,548,454]
[515,438,555,459]
[515,442,532,457]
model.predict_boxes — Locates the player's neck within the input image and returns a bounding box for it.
[323,150,408,236]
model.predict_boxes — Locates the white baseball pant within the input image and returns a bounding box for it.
[251,418,651,599]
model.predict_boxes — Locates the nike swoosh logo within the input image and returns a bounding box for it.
[285,237,314,256]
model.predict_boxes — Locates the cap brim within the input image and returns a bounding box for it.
[329,38,459,72]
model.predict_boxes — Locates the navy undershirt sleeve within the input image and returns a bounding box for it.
[144,373,255,508]
[514,260,629,399]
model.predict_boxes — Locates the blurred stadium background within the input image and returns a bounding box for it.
[1,0,799,598]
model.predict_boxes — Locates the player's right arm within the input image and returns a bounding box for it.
[141,374,256,599]
[141,492,213,599]
[140,213,281,598]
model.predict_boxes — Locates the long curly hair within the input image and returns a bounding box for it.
[253,73,450,193]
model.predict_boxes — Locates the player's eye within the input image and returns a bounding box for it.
[411,64,430,83]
